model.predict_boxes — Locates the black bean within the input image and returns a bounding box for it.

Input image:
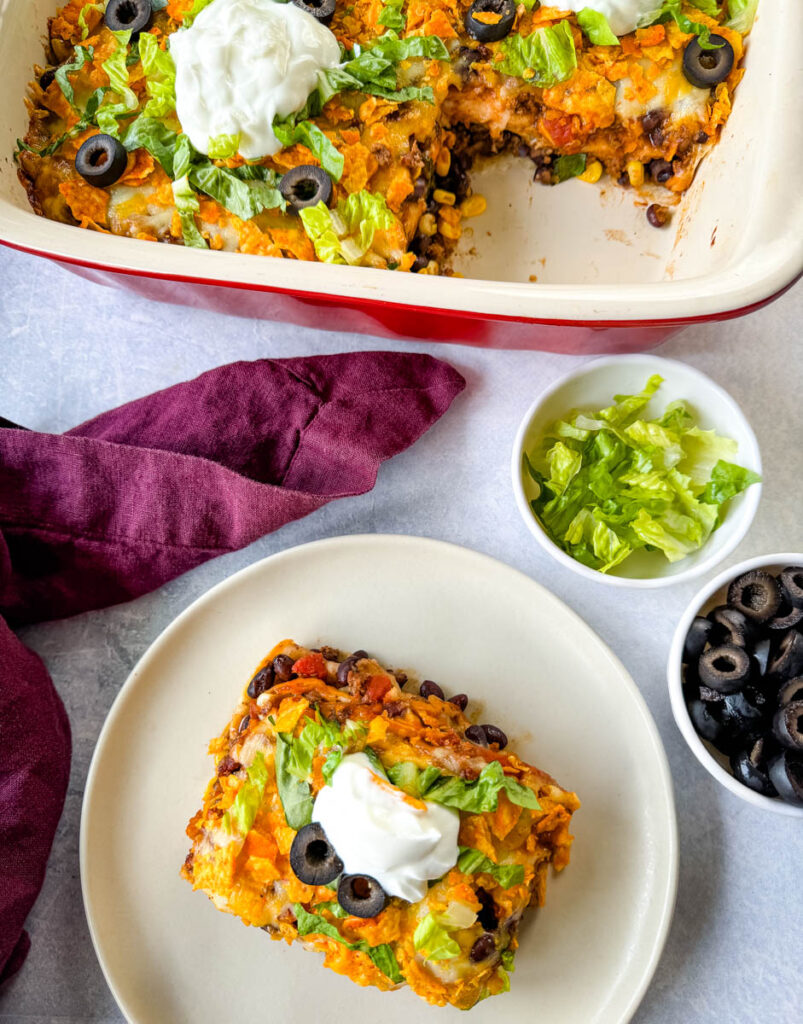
[465,724,489,746]
[641,110,665,133]
[482,724,508,749]
[450,693,469,711]
[647,203,671,228]
[320,645,340,662]
[393,670,408,686]
[469,933,496,962]
[238,714,250,733]
[618,172,630,187]
[649,159,674,183]
[413,175,428,199]
[475,887,498,931]
[352,649,369,659]
[648,127,665,147]
[336,657,357,688]
[216,755,241,777]
[420,679,444,700]
[273,654,296,681]
[411,254,429,273]
[695,130,710,144]
[38,69,55,90]
[247,664,275,698]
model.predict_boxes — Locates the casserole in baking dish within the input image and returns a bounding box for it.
[1,0,800,349]
[182,639,578,1009]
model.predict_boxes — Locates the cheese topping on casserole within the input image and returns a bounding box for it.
[181,640,579,1009]
[17,1,755,274]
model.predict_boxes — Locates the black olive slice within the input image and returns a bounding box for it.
[729,737,776,796]
[465,0,516,44]
[779,566,803,609]
[777,677,803,707]
[247,662,275,698]
[727,570,782,623]
[767,630,803,683]
[104,0,153,36]
[766,604,803,634]
[718,691,765,750]
[290,823,344,886]
[337,874,387,918]
[688,699,726,748]
[681,34,734,89]
[75,134,128,188]
[707,605,755,649]
[767,750,803,806]
[278,165,333,211]
[683,616,714,663]
[698,644,753,693]
[772,700,803,751]
[292,0,336,22]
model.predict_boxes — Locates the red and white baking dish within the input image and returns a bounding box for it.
[1,1,801,351]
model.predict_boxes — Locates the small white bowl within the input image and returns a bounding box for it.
[668,553,803,817]
[511,354,762,588]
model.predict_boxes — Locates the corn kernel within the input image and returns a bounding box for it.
[438,206,462,226]
[438,220,462,241]
[579,160,603,184]
[433,188,456,206]
[626,160,645,187]
[435,148,451,176]
[418,213,437,236]
[522,67,535,80]
[460,194,487,218]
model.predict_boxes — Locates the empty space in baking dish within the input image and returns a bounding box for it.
[0,0,799,320]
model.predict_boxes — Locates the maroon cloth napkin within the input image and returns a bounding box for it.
[0,351,465,983]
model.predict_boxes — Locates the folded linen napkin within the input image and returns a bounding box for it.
[0,351,465,983]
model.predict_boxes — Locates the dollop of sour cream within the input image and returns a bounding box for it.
[312,753,460,903]
[169,0,341,160]
[559,0,661,36]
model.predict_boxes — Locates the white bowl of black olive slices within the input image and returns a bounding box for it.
[668,553,803,817]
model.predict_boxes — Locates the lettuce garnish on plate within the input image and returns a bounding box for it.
[524,375,760,573]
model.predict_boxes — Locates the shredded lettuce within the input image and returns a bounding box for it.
[576,8,619,45]
[222,752,267,835]
[495,21,577,85]
[526,375,761,572]
[122,115,180,175]
[552,154,587,183]
[172,174,208,248]
[457,847,525,888]
[206,133,240,158]
[726,0,758,33]
[137,31,177,119]
[272,116,344,180]
[299,191,396,266]
[77,2,104,41]
[189,162,285,218]
[378,0,405,31]
[387,759,540,813]
[639,1,724,48]
[97,31,138,136]
[54,45,94,106]
[293,905,404,982]
[413,914,462,960]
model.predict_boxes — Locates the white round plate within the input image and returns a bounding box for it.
[81,535,677,1024]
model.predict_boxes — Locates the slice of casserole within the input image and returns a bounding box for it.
[182,640,579,1009]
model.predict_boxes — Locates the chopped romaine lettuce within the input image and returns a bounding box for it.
[390,759,540,813]
[552,154,587,182]
[639,1,724,48]
[274,734,314,829]
[413,913,461,960]
[726,0,758,33]
[457,847,525,888]
[222,751,267,834]
[299,191,396,266]
[272,116,344,180]
[77,2,104,41]
[97,31,139,136]
[138,31,177,119]
[576,8,619,45]
[526,375,761,572]
[54,45,94,107]
[293,904,404,982]
[172,174,208,248]
[495,21,577,85]
[378,0,405,31]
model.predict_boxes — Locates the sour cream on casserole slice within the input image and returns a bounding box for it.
[558,0,664,36]
[170,0,340,159]
[313,753,460,903]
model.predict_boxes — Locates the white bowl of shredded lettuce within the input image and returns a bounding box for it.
[511,355,762,588]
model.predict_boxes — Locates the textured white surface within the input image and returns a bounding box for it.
[0,246,800,1023]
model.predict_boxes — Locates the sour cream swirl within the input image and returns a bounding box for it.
[169,0,341,159]
[312,753,460,903]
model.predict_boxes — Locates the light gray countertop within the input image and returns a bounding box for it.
[0,247,800,1024]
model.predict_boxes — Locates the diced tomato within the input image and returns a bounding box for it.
[365,675,393,702]
[541,115,577,148]
[291,652,328,679]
